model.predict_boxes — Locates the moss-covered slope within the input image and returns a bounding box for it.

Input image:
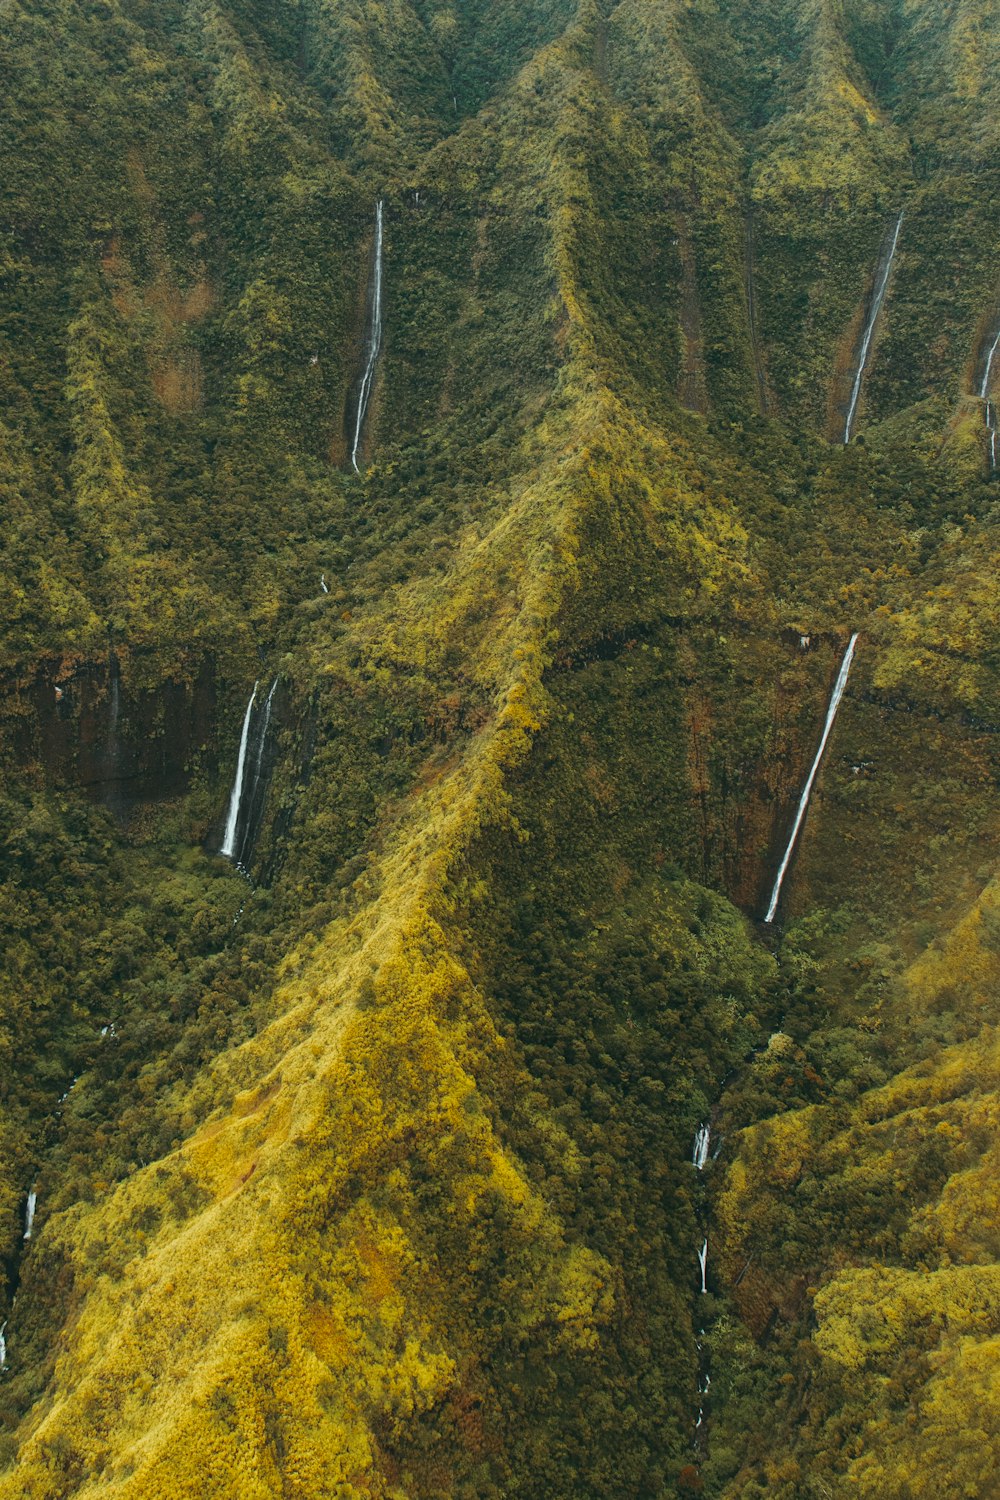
[2,0,1000,1495]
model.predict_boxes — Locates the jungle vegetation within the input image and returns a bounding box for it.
[1,0,1000,1495]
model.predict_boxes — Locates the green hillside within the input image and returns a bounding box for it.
[1,0,1000,1494]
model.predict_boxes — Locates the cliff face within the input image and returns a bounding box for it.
[3,0,1000,1495]
[1,654,218,817]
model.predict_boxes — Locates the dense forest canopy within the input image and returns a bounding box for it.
[1,0,1000,1494]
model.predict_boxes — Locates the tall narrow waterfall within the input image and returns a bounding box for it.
[843,214,903,443]
[979,328,1000,470]
[241,677,278,856]
[220,678,279,868]
[979,328,1000,400]
[764,634,860,924]
[220,682,258,859]
[350,199,385,474]
[698,1238,708,1294]
[23,1189,36,1241]
[693,1124,711,1171]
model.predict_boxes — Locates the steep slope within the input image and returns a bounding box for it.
[2,0,1000,1496]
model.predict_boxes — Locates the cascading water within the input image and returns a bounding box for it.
[979,328,1000,400]
[350,199,385,474]
[23,1189,36,1241]
[765,634,860,924]
[693,1124,711,1171]
[843,213,903,443]
[220,678,279,870]
[220,682,258,859]
[978,327,1000,470]
[239,678,277,863]
[765,634,859,922]
[698,1238,708,1295]
[695,1372,711,1428]
[220,678,277,876]
[0,1322,7,1372]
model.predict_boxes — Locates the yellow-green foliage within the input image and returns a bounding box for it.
[753,0,908,215]
[875,515,1000,718]
[0,544,612,1494]
[9,0,1000,1495]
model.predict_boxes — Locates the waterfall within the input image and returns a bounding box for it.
[693,1124,711,1171]
[0,1322,7,1372]
[220,677,279,868]
[979,328,1000,399]
[698,1238,708,1295]
[695,1371,711,1428]
[220,682,258,859]
[979,329,1000,470]
[320,573,329,594]
[350,199,385,473]
[23,1190,36,1242]
[765,634,859,924]
[239,677,277,866]
[843,213,903,443]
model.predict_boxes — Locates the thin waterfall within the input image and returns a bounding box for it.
[843,213,903,443]
[237,677,278,867]
[0,1321,7,1371]
[695,1372,711,1429]
[979,328,1000,399]
[698,1238,708,1294]
[220,682,258,859]
[765,634,860,924]
[693,1124,711,1171]
[350,199,385,473]
[23,1189,36,1242]
[978,328,1000,470]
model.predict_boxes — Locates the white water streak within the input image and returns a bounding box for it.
[220,682,258,858]
[693,1125,710,1171]
[843,214,903,443]
[698,1238,708,1294]
[765,634,859,924]
[980,330,1000,399]
[23,1190,36,1241]
[241,678,277,858]
[350,200,384,473]
[979,332,1000,471]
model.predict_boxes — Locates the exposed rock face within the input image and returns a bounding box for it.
[3,654,218,819]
